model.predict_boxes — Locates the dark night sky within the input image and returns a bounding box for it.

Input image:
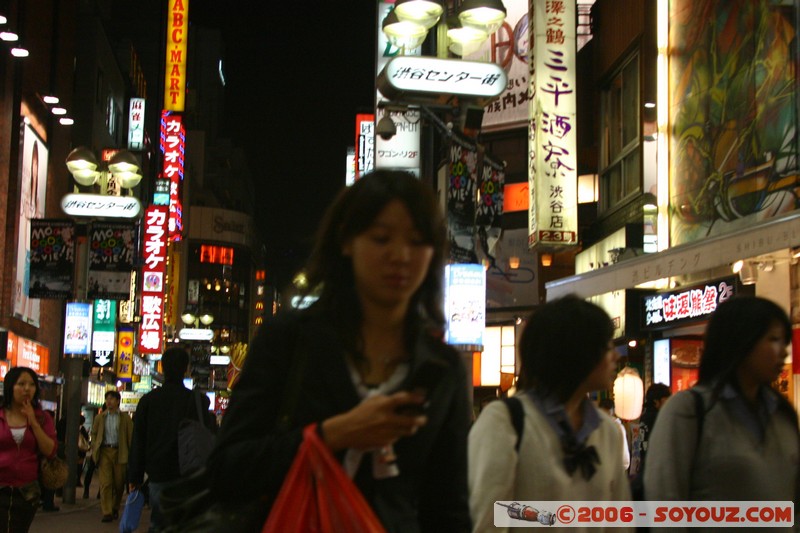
[193,3,379,287]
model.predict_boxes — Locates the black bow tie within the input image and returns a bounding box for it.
[559,421,601,480]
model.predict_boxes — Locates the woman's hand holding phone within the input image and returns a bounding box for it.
[321,391,428,452]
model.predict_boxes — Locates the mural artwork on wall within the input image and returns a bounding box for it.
[670,0,799,245]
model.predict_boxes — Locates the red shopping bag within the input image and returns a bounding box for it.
[262,424,388,533]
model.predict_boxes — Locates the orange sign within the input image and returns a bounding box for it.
[164,0,189,111]
[503,182,528,212]
[7,332,49,375]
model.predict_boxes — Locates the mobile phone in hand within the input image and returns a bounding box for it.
[396,358,449,415]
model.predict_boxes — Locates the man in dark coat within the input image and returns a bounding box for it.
[128,347,216,532]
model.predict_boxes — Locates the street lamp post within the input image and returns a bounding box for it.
[179,310,215,389]
[60,146,141,504]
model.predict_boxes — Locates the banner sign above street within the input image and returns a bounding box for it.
[377,56,507,106]
[61,194,142,219]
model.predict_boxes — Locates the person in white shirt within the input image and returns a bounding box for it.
[468,296,632,532]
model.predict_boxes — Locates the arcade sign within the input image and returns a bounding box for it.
[61,194,142,219]
[377,56,507,106]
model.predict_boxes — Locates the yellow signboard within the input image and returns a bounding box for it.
[164,0,189,111]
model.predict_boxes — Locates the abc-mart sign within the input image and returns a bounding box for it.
[61,194,142,219]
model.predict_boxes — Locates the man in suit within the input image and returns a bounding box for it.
[91,390,133,522]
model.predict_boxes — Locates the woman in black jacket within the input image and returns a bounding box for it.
[208,170,472,532]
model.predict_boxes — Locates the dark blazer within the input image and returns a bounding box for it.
[208,310,472,533]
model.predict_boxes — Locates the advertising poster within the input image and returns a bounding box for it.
[64,302,93,355]
[444,264,486,348]
[476,155,505,258]
[29,219,75,299]
[88,222,136,300]
[447,134,479,263]
[14,124,49,326]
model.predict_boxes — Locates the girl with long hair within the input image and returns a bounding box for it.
[208,170,472,532]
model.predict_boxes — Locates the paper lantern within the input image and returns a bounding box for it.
[613,367,644,420]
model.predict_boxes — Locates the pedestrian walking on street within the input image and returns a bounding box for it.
[128,347,215,532]
[207,170,472,531]
[468,296,631,532]
[91,390,132,523]
[0,367,58,533]
[645,296,799,508]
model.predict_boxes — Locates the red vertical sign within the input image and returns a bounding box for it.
[139,206,169,354]
[161,111,184,241]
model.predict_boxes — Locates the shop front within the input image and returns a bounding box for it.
[640,276,757,395]
[545,211,800,407]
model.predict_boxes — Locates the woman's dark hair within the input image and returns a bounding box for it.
[699,296,791,385]
[3,367,40,409]
[518,295,614,402]
[304,170,447,353]
[643,383,671,411]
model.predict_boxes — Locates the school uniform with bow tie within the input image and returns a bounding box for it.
[468,391,632,532]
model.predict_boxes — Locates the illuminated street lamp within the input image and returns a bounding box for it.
[179,310,215,341]
[382,0,507,56]
[66,146,143,193]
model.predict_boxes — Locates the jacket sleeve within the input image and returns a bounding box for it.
[417,352,472,532]
[207,317,305,503]
[468,400,519,533]
[642,390,698,500]
[90,414,102,463]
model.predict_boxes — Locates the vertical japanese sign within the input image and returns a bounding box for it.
[15,124,48,326]
[160,111,184,241]
[128,98,145,151]
[447,134,479,263]
[444,264,486,348]
[355,113,374,179]
[92,299,117,367]
[164,0,189,111]
[64,302,93,356]
[29,219,75,299]
[528,0,578,248]
[116,329,134,381]
[140,205,168,354]
[88,222,136,300]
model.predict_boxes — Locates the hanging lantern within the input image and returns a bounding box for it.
[613,367,644,420]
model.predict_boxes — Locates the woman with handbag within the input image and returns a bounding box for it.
[0,366,57,532]
[207,170,472,532]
